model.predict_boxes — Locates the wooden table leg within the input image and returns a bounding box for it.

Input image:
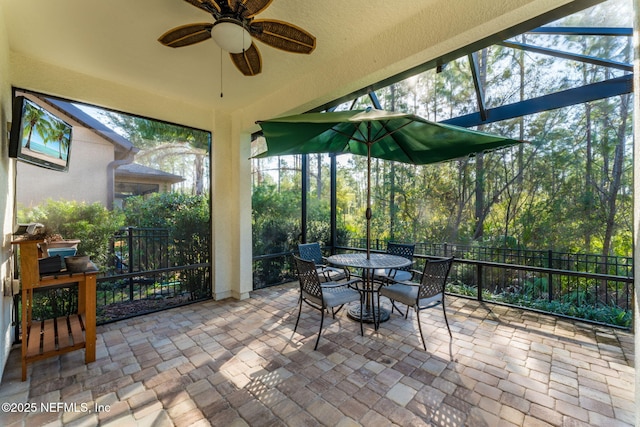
[83,274,96,363]
[21,288,29,381]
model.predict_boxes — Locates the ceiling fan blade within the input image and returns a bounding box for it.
[231,0,274,18]
[230,43,262,76]
[183,0,222,14]
[158,23,213,48]
[250,20,316,54]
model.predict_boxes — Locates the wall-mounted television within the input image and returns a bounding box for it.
[9,96,73,172]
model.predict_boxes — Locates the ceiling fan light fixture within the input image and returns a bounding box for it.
[159,1,316,76]
[211,18,252,53]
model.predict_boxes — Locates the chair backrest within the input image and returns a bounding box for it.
[386,242,415,271]
[293,256,324,304]
[418,257,454,300]
[298,242,324,265]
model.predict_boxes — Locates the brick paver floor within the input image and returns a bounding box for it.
[0,282,635,426]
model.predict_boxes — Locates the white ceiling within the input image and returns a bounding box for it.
[3,0,441,113]
[3,0,588,127]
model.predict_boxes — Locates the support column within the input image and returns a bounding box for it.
[211,111,252,301]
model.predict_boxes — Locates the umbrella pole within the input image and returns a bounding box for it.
[366,141,372,259]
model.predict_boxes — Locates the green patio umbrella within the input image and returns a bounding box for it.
[255,108,524,258]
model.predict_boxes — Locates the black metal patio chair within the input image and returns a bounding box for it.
[377,257,454,350]
[293,256,364,350]
[298,242,348,282]
[373,242,415,285]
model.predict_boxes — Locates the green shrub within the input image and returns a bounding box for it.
[18,200,125,267]
[121,193,210,297]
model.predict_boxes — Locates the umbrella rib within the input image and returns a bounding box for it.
[335,119,415,143]
[371,119,413,143]
[332,126,368,146]
[334,119,419,160]
[372,120,419,162]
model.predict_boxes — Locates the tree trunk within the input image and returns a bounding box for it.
[473,152,485,240]
[585,102,593,252]
[473,49,489,241]
[194,154,204,195]
[452,159,469,242]
[516,35,525,190]
[601,94,629,282]
[582,47,593,252]
[316,153,322,199]
[389,162,396,241]
[389,84,397,240]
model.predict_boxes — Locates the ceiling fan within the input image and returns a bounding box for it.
[158,0,316,76]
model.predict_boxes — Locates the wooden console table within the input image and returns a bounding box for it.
[12,240,97,381]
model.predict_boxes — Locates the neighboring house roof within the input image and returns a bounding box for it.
[115,163,184,184]
[44,97,140,157]
[43,96,183,186]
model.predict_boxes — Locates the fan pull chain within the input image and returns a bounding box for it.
[220,49,223,98]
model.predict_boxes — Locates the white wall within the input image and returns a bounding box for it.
[0,1,18,378]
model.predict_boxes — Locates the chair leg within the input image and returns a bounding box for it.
[375,292,381,330]
[442,301,452,338]
[294,296,303,332]
[359,295,364,336]
[314,306,326,350]
[387,298,407,319]
[416,308,427,351]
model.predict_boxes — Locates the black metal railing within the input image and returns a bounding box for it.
[348,238,633,277]
[19,227,213,327]
[95,227,211,324]
[253,251,297,290]
[96,263,211,324]
[252,240,633,329]
[111,227,171,273]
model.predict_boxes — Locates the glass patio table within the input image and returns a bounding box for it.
[326,253,411,325]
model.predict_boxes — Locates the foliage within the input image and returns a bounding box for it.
[249,3,633,329]
[122,192,209,243]
[446,282,632,328]
[252,18,633,258]
[252,183,300,252]
[446,282,494,299]
[26,287,77,321]
[18,193,210,281]
[121,192,210,296]
[18,200,125,267]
